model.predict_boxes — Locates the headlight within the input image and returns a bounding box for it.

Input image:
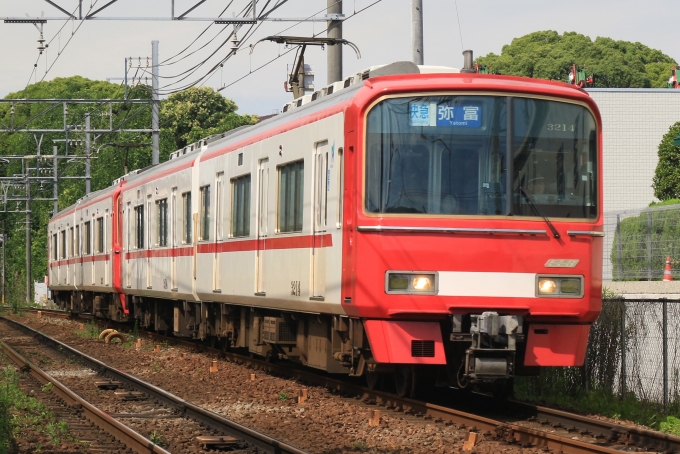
[536,275,584,297]
[538,279,557,294]
[386,272,437,294]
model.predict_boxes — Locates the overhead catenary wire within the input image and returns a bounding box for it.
[159,0,368,96]
[454,0,464,52]
[217,0,384,93]
[40,1,102,83]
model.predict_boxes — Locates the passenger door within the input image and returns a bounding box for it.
[312,141,328,299]
[256,158,269,295]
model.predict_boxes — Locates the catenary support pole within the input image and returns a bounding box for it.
[25,179,31,304]
[327,1,342,84]
[152,40,160,165]
[411,0,423,65]
[85,114,91,194]
[53,146,58,215]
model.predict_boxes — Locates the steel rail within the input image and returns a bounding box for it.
[509,400,680,453]
[0,338,171,454]
[30,309,680,452]
[0,315,311,454]
[26,307,680,452]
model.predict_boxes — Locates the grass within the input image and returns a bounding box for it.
[75,320,100,339]
[0,365,76,452]
[514,376,675,430]
[278,392,289,401]
[349,441,369,451]
[149,430,166,447]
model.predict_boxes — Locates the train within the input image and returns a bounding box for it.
[48,59,603,398]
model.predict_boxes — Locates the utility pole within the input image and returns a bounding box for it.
[53,146,58,215]
[327,0,342,84]
[85,113,91,194]
[25,178,31,304]
[411,0,424,65]
[152,40,160,165]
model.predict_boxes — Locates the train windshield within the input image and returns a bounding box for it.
[365,95,598,219]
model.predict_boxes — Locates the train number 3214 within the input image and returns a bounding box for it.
[291,281,301,296]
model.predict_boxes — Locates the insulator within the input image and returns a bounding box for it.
[146,57,149,67]
[230,33,239,52]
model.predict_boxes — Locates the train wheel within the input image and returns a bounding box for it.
[366,369,384,391]
[219,337,230,353]
[394,365,415,398]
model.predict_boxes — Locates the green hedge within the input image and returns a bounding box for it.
[611,207,680,281]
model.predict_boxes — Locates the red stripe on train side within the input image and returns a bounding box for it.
[123,234,333,259]
[49,253,111,268]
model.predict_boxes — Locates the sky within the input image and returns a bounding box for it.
[0,0,678,115]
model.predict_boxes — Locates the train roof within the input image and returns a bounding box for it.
[51,61,595,223]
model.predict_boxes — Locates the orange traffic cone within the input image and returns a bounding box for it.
[664,256,673,281]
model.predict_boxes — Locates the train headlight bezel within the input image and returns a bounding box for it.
[386,271,438,295]
[536,275,584,298]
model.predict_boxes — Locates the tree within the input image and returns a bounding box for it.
[0,78,256,304]
[161,86,258,149]
[476,31,677,88]
[652,122,680,200]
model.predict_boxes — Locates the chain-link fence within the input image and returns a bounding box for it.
[521,299,680,413]
[605,205,680,281]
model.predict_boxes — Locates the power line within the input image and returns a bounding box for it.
[41,1,101,82]
[218,0,383,93]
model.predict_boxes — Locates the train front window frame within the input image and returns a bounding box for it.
[364,94,598,221]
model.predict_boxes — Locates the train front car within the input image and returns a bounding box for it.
[345,74,602,397]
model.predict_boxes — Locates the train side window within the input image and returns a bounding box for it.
[182,192,192,244]
[278,160,304,233]
[95,217,104,253]
[231,174,251,238]
[215,173,223,240]
[157,198,168,247]
[60,230,66,259]
[83,222,91,255]
[337,147,343,228]
[75,225,80,256]
[69,227,75,257]
[52,234,57,261]
[199,185,210,241]
[134,205,145,249]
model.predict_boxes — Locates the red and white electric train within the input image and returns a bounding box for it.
[48,60,602,397]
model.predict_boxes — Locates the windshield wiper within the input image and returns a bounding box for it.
[519,188,560,239]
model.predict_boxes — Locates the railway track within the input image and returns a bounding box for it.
[16,308,680,453]
[0,313,310,454]
[0,337,170,454]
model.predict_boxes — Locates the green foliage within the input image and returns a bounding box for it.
[75,320,100,339]
[161,86,258,149]
[149,430,166,446]
[660,416,680,436]
[0,366,73,451]
[610,207,680,280]
[650,198,680,207]
[653,122,680,201]
[476,31,676,88]
[0,77,254,304]
[278,392,289,401]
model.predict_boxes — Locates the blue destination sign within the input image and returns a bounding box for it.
[409,102,482,128]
